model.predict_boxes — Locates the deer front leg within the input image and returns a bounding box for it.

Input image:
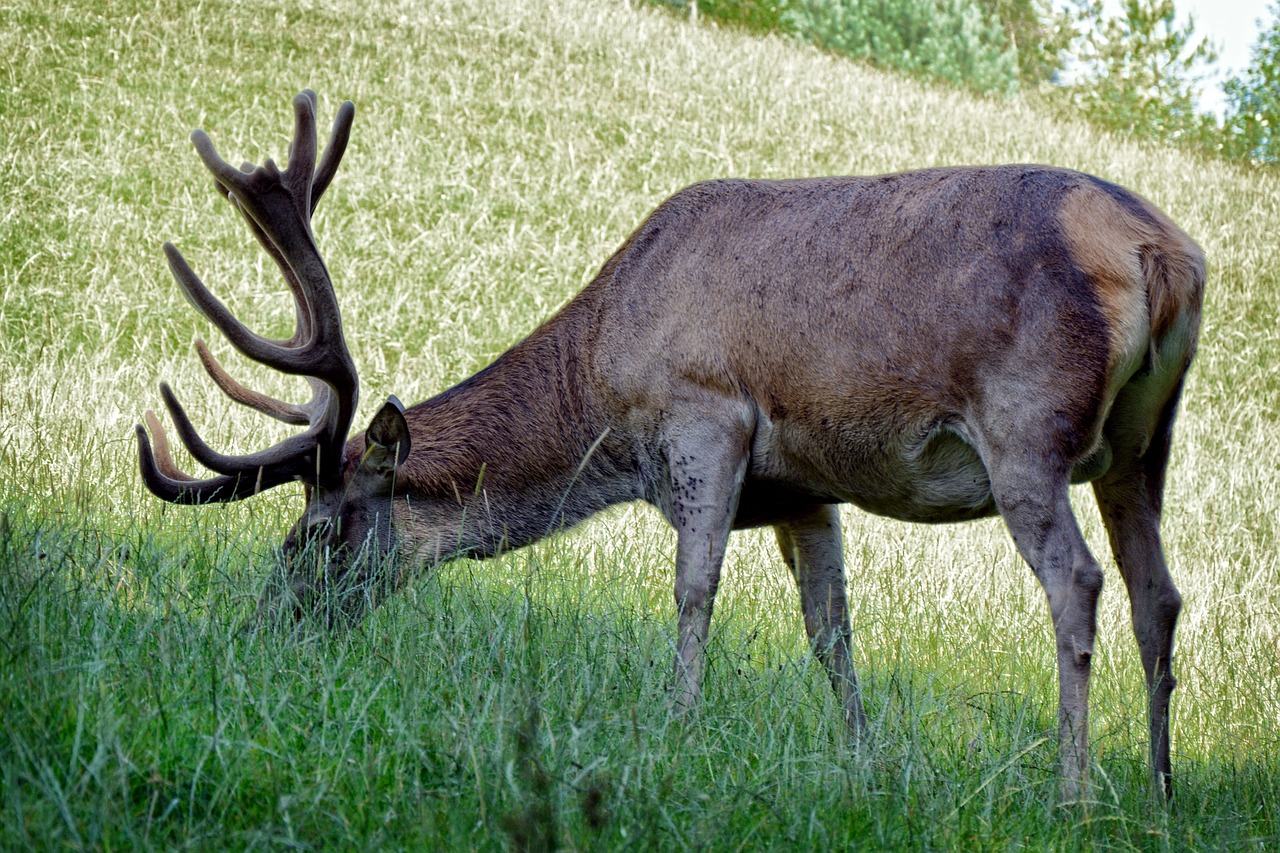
[775,504,867,736]
[660,405,751,716]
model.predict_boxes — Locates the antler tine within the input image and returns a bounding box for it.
[162,242,317,372]
[136,413,301,505]
[158,382,320,478]
[214,182,316,354]
[283,91,320,216]
[142,409,199,483]
[194,338,316,425]
[312,97,355,212]
[136,419,232,504]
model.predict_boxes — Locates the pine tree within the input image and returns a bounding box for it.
[1223,2,1280,163]
[1061,0,1217,145]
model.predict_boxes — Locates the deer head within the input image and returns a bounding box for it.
[135,92,410,617]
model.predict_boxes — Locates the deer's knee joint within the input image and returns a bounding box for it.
[674,577,715,615]
[1156,585,1183,622]
[1074,562,1105,600]
[1151,666,1178,697]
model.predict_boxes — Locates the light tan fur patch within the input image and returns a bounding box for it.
[1057,188,1151,376]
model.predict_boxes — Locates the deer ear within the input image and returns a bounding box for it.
[361,395,410,475]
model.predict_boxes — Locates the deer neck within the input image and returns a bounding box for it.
[393,310,639,561]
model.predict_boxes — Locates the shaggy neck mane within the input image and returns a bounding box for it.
[390,293,635,550]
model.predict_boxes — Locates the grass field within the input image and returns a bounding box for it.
[2,0,1279,848]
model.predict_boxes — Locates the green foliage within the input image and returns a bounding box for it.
[1055,0,1218,146]
[653,0,1265,165]
[786,0,1020,94]
[648,0,1020,95]
[979,0,1076,84]
[651,0,795,32]
[1223,2,1280,163]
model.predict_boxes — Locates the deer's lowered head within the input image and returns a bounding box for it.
[135,93,407,617]
[137,93,630,616]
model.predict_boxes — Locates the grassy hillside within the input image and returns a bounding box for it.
[2,0,1278,848]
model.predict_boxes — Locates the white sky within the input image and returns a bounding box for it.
[1182,0,1271,112]
[1109,0,1274,114]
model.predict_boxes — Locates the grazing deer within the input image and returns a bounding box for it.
[137,91,1204,800]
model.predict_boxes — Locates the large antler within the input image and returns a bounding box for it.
[137,91,359,504]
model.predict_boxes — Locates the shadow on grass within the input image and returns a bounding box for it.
[1,499,1277,850]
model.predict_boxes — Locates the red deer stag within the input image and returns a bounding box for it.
[137,91,1204,800]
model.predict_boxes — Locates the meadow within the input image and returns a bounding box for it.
[2,0,1278,848]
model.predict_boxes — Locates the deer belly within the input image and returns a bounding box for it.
[748,418,996,524]
[843,427,997,523]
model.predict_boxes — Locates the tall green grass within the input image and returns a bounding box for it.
[2,0,1278,848]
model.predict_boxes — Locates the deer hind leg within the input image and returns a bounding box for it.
[1093,382,1186,800]
[988,457,1104,802]
[659,402,752,716]
[774,504,867,736]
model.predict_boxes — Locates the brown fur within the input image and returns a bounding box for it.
[375,167,1202,801]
